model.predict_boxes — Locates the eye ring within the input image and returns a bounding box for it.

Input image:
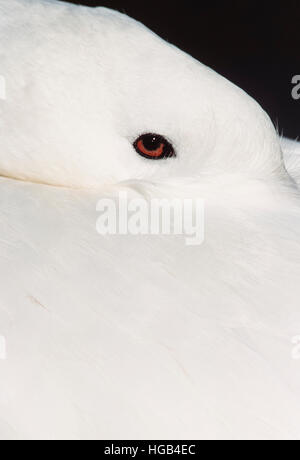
[133,133,175,160]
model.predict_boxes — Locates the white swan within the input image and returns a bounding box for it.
[0,0,300,440]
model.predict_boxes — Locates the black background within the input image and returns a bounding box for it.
[63,0,300,140]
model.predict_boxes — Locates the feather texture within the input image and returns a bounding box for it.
[0,0,300,440]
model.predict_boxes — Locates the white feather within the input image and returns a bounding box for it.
[0,0,300,440]
[282,138,300,186]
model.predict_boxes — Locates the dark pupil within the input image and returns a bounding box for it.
[142,135,162,151]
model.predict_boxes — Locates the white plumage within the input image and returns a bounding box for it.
[282,137,300,186]
[0,0,300,440]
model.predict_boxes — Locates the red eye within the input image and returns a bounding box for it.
[133,134,175,160]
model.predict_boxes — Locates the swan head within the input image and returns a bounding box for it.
[0,0,284,188]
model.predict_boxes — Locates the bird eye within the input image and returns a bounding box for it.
[133,134,175,160]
